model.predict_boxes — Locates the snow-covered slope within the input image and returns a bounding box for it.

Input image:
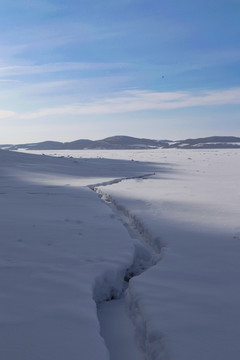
[1,148,240,360]
[95,149,240,360]
[0,149,154,360]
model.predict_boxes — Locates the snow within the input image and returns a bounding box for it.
[98,297,145,360]
[191,141,240,147]
[0,149,150,360]
[95,149,240,360]
[1,148,240,360]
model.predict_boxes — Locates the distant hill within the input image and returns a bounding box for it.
[10,141,65,150]
[165,136,240,149]
[1,135,240,150]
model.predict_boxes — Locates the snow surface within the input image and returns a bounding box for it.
[1,148,240,360]
[98,297,145,360]
[0,149,153,360]
[95,149,240,360]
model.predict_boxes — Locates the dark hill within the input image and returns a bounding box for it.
[1,136,240,150]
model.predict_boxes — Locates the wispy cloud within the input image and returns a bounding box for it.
[16,87,240,119]
[0,110,16,118]
[0,62,127,77]
[0,79,20,83]
[0,21,121,60]
[3,0,60,13]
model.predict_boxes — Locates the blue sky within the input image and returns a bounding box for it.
[0,0,239,143]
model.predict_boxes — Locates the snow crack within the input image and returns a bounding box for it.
[89,173,163,255]
[89,173,167,360]
[88,173,155,191]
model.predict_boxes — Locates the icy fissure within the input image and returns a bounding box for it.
[88,172,155,191]
[89,174,165,360]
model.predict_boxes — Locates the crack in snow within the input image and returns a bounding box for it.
[88,173,167,360]
[88,173,155,191]
[89,173,163,256]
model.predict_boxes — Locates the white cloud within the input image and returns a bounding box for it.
[0,110,16,118]
[0,62,127,78]
[18,87,240,119]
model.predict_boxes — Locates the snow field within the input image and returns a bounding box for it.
[95,149,240,360]
[0,149,155,360]
[1,148,240,360]
[97,297,145,360]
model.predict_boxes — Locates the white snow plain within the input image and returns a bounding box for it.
[1,148,240,360]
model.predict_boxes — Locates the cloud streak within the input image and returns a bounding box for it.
[15,87,240,119]
[0,62,127,77]
[0,110,16,118]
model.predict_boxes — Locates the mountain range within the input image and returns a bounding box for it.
[1,135,240,150]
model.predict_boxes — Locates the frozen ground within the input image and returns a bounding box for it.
[1,148,240,359]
